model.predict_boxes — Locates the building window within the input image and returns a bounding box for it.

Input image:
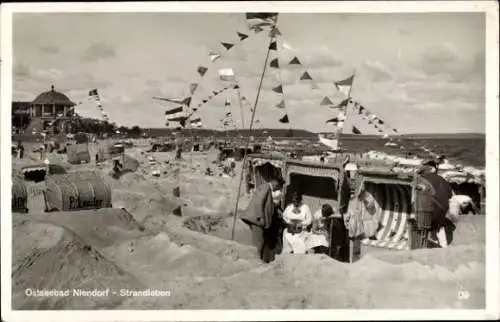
[56,105,65,116]
[43,105,53,116]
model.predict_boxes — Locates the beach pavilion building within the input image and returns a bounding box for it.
[13,85,77,134]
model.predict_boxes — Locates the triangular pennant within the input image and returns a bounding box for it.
[165,106,183,115]
[233,84,240,89]
[89,89,98,96]
[326,117,339,125]
[320,96,334,106]
[310,82,320,90]
[289,57,302,65]
[226,112,232,117]
[393,128,398,133]
[208,95,213,99]
[299,71,313,81]
[272,85,283,94]
[358,106,365,114]
[182,97,192,106]
[378,119,385,125]
[332,98,349,109]
[213,90,219,95]
[270,58,280,68]
[352,126,362,134]
[209,52,221,63]
[269,27,281,37]
[202,99,208,104]
[279,114,289,124]
[378,129,383,133]
[189,83,198,95]
[237,32,249,41]
[172,206,182,217]
[253,25,263,33]
[275,100,285,109]
[225,98,231,106]
[221,42,234,50]
[192,107,198,111]
[335,74,355,87]
[269,41,277,51]
[197,66,208,77]
[241,96,246,101]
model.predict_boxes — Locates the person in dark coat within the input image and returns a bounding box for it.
[412,160,454,248]
[17,141,24,159]
[240,179,283,263]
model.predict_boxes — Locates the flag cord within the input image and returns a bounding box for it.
[230,36,274,241]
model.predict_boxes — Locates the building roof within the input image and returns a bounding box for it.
[32,85,76,106]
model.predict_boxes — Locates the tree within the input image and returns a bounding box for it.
[130,125,142,137]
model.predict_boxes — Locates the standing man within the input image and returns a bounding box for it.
[412,160,454,248]
[240,179,283,263]
[17,141,24,159]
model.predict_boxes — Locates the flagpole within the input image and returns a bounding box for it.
[230,35,274,241]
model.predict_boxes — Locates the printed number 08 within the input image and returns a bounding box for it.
[458,291,470,300]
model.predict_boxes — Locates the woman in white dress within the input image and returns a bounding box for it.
[306,204,333,254]
[282,192,312,254]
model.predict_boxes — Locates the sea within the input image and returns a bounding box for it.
[335,137,486,168]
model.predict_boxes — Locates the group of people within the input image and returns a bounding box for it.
[240,179,349,263]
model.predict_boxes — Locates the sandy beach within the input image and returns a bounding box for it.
[11,143,486,309]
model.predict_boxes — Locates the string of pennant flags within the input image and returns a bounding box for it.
[88,89,110,122]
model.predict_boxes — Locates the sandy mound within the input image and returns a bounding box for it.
[184,214,255,246]
[27,208,150,249]
[12,218,144,309]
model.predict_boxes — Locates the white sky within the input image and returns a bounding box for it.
[12,12,485,133]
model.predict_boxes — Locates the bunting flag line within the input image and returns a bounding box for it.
[237,32,249,41]
[320,96,334,106]
[279,114,289,123]
[221,42,235,51]
[270,58,280,68]
[335,74,355,97]
[289,57,302,65]
[299,71,313,81]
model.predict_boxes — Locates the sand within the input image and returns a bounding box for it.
[11,143,486,309]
